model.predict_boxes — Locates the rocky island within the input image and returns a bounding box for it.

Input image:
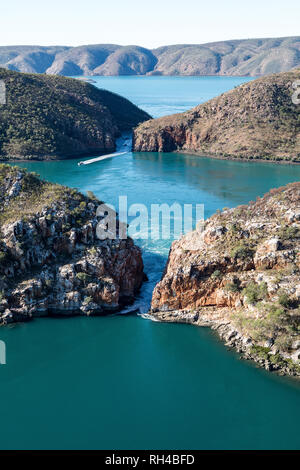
[0,68,150,160]
[133,68,300,162]
[150,182,300,376]
[0,165,144,324]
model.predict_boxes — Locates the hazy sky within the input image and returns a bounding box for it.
[1,0,300,48]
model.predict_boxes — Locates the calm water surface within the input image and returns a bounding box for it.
[86,75,254,117]
[1,77,300,449]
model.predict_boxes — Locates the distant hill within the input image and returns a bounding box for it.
[0,68,150,159]
[133,68,300,162]
[1,37,300,77]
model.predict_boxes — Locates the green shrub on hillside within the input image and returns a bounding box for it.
[0,68,150,159]
[230,244,254,260]
[242,282,268,304]
[76,272,91,285]
[225,278,241,293]
[278,225,300,241]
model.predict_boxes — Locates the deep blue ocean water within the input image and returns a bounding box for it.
[1,76,300,450]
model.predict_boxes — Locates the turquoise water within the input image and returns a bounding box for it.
[1,76,300,450]
[87,75,255,117]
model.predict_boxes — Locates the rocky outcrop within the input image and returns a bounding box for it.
[151,182,300,376]
[133,68,300,163]
[0,68,150,160]
[1,37,300,76]
[0,165,144,323]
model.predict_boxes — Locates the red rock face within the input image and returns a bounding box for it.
[133,69,300,162]
[151,182,300,313]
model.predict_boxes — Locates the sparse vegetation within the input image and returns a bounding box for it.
[86,191,98,201]
[133,68,300,161]
[225,278,241,293]
[278,225,300,241]
[83,296,93,305]
[211,270,222,280]
[0,165,85,227]
[278,291,294,308]
[0,251,7,264]
[230,244,254,261]
[242,282,268,305]
[0,67,150,159]
[250,345,271,361]
[88,247,97,257]
[76,272,91,285]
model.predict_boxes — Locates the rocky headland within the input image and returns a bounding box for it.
[133,68,300,163]
[150,182,300,376]
[0,165,144,324]
[0,68,150,160]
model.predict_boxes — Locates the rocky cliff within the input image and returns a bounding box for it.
[1,37,300,76]
[133,69,300,163]
[151,182,300,376]
[0,165,144,324]
[0,68,150,160]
